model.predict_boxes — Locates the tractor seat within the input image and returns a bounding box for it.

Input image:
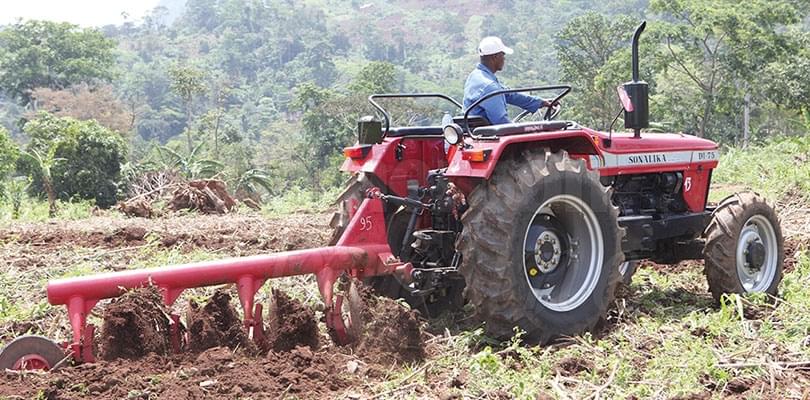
[452,115,491,130]
[384,116,493,137]
[473,120,572,137]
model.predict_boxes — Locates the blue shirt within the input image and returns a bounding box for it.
[463,63,542,125]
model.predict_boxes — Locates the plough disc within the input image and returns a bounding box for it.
[328,278,365,345]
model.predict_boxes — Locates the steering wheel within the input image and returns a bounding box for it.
[515,101,562,122]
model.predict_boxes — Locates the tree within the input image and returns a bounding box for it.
[291,83,345,189]
[0,20,116,104]
[233,168,275,201]
[554,13,638,130]
[154,142,224,179]
[21,113,127,208]
[651,0,805,139]
[349,61,397,94]
[29,84,134,135]
[169,65,207,153]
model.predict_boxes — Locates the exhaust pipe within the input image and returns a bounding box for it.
[624,21,649,138]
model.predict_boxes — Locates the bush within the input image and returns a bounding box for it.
[20,113,126,208]
[0,127,19,198]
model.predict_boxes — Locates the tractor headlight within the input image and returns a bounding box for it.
[443,123,462,145]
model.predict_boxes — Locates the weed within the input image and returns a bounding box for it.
[261,186,342,217]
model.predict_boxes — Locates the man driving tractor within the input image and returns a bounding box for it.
[463,36,554,124]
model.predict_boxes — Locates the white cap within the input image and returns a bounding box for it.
[478,36,513,56]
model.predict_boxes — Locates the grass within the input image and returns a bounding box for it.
[0,198,95,222]
[373,253,810,398]
[1,137,809,398]
[711,135,810,202]
[261,186,343,218]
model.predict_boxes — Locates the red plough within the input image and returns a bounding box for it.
[26,196,410,367]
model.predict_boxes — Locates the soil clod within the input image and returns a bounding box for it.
[554,356,595,376]
[267,289,320,351]
[354,282,425,364]
[186,290,253,353]
[100,287,172,360]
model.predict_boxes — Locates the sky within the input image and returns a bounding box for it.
[0,0,161,27]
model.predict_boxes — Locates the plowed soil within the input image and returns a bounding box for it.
[0,284,425,399]
[355,283,425,365]
[266,289,320,352]
[0,211,428,399]
[0,213,331,268]
[100,287,172,360]
[186,290,254,354]
[1,200,808,399]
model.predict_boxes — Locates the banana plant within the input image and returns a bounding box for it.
[20,148,64,218]
[154,142,224,179]
[233,168,276,201]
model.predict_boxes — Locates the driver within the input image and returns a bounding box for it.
[463,36,552,125]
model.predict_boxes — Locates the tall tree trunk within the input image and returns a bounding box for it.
[213,110,222,160]
[186,99,194,154]
[699,93,714,138]
[44,179,56,218]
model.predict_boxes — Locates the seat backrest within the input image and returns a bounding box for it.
[452,115,490,130]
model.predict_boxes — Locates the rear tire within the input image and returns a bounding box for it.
[703,192,783,303]
[458,150,624,343]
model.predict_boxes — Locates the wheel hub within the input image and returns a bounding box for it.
[524,215,570,287]
[523,195,604,312]
[534,231,562,273]
[735,215,779,292]
[745,240,766,271]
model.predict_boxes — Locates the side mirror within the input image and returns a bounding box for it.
[617,85,634,112]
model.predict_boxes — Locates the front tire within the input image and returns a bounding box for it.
[703,192,783,303]
[458,150,624,343]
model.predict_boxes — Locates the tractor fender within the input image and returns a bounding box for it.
[341,136,448,197]
[445,129,602,180]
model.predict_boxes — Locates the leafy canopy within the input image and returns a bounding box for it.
[21,113,126,208]
[0,20,117,104]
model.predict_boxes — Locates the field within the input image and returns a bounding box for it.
[1,138,809,400]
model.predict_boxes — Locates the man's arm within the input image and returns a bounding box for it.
[480,95,510,125]
[504,92,549,113]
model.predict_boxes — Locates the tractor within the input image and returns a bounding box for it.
[0,21,783,370]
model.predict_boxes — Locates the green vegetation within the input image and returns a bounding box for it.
[20,113,126,208]
[0,1,805,211]
[0,127,19,198]
[0,20,116,104]
[372,252,810,398]
[714,136,810,202]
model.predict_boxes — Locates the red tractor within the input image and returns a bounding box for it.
[0,22,783,369]
[332,21,783,342]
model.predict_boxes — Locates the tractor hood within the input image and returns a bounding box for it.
[592,130,719,154]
